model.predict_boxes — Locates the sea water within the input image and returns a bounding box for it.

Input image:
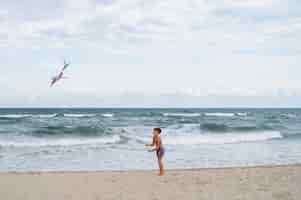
[0,108,301,171]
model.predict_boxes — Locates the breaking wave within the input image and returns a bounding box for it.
[35,114,58,118]
[163,131,283,145]
[280,113,297,119]
[0,114,32,119]
[200,123,266,132]
[163,113,201,117]
[237,112,248,116]
[63,114,97,118]
[102,113,114,117]
[33,125,108,136]
[0,135,121,147]
[203,113,235,117]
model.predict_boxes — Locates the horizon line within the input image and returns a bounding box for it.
[1,107,301,109]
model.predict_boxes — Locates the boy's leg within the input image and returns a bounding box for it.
[158,156,164,176]
[157,153,164,176]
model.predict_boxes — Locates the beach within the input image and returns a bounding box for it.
[1,165,300,200]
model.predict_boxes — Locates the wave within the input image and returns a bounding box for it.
[200,123,263,132]
[0,135,121,147]
[201,123,228,132]
[163,113,200,117]
[33,114,58,118]
[33,125,106,136]
[102,113,114,117]
[280,113,297,119]
[203,112,235,117]
[236,112,248,116]
[164,123,264,133]
[0,114,32,119]
[63,114,96,118]
[163,131,282,145]
[0,113,57,119]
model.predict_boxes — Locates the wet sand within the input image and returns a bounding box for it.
[0,165,300,200]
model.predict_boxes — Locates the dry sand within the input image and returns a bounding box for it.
[0,165,300,200]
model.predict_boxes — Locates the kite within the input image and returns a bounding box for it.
[50,60,70,87]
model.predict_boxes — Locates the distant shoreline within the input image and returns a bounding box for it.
[1,163,301,174]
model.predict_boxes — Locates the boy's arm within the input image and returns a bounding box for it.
[145,136,156,147]
[147,138,160,152]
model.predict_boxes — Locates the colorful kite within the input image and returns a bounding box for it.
[50,60,70,87]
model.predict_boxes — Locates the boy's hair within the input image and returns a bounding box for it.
[153,128,162,134]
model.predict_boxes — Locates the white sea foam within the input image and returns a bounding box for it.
[0,114,32,118]
[163,131,282,145]
[64,114,96,118]
[0,135,120,147]
[36,114,57,118]
[0,114,57,119]
[102,113,114,117]
[236,112,248,116]
[163,113,200,117]
[204,113,235,117]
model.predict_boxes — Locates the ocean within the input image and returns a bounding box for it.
[0,108,301,171]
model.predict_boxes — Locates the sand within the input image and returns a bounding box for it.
[0,165,300,200]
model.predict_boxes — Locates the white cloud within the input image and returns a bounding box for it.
[224,0,275,8]
[0,0,301,107]
[0,0,296,49]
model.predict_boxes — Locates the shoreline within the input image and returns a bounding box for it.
[1,163,301,174]
[1,164,300,200]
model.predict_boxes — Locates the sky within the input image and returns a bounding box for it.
[1,0,301,107]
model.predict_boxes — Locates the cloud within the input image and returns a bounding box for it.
[1,0,300,56]
[1,0,301,107]
[224,0,275,8]
[0,0,298,51]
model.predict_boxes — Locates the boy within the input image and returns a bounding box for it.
[145,128,165,176]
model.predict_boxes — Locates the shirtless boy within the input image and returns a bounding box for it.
[145,128,165,176]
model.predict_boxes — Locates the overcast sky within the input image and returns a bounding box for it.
[1,0,301,107]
